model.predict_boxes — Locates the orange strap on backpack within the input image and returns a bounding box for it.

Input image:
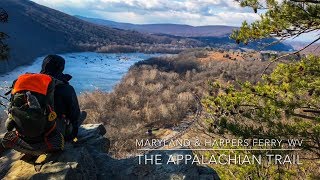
[44,122,57,150]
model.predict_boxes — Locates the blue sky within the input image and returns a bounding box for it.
[31,0,317,42]
[31,0,260,26]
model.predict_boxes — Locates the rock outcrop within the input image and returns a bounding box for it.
[0,124,219,180]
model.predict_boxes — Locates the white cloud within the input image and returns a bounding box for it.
[31,0,260,26]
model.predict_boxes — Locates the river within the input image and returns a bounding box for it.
[0,52,161,95]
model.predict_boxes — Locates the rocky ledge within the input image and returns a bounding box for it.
[0,124,219,180]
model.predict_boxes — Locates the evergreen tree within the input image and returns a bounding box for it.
[204,0,320,155]
[231,0,320,46]
[203,2,320,178]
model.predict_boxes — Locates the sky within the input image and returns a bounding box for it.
[30,0,317,42]
[31,0,261,26]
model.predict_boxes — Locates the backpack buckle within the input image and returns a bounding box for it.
[47,106,57,122]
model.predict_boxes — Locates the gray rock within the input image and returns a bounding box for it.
[1,124,219,180]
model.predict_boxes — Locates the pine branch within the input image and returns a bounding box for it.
[260,36,320,77]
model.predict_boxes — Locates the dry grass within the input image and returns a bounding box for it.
[79,49,272,157]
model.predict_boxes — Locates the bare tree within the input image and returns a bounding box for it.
[0,8,9,61]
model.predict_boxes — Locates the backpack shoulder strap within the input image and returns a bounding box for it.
[45,77,64,108]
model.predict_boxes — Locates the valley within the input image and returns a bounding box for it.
[0,0,319,179]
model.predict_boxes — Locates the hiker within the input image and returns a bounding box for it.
[40,55,81,142]
[0,55,81,156]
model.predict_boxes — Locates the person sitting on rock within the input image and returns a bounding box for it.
[0,55,81,156]
[40,55,81,141]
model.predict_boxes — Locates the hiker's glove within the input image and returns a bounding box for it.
[65,128,77,142]
[65,128,78,142]
[71,127,78,140]
[65,134,76,142]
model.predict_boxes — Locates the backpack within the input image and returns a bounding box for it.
[8,73,59,138]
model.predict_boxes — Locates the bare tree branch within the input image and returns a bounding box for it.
[303,109,320,114]
[260,36,320,77]
[0,8,8,23]
[0,94,9,101]
[0,101,6,108]
[290,0,320,3]
[258,37,287,50]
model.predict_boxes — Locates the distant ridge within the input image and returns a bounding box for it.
[76,15,293,52]
[75,15,237,37]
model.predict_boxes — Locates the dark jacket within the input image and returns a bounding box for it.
[40,55,80,139]
[54,74,80,138]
